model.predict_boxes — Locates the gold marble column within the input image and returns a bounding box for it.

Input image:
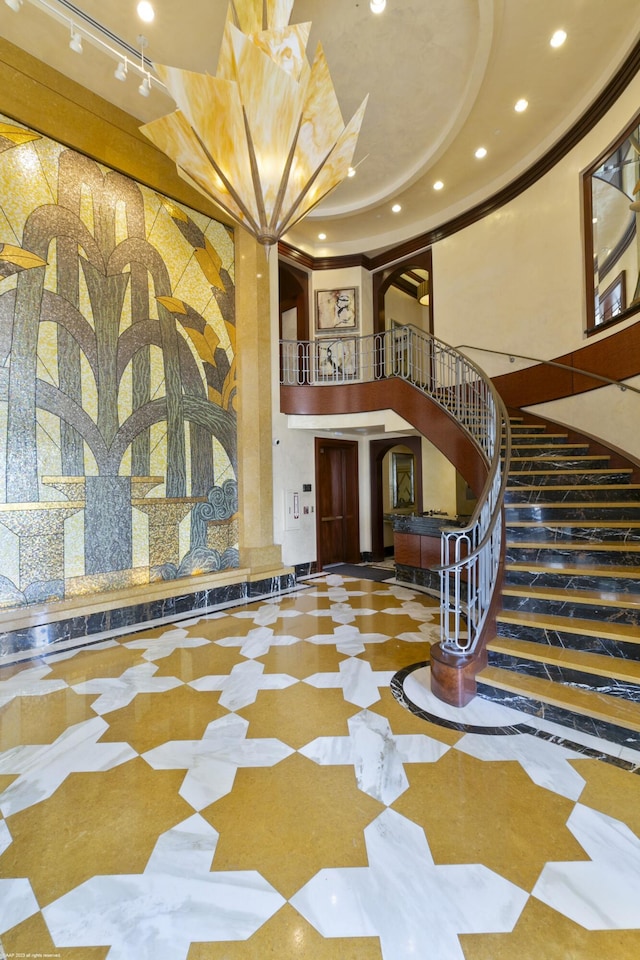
[235,230,285,575]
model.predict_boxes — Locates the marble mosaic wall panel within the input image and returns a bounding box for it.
[0,115,239,609]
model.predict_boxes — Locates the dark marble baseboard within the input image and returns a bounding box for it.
[394,563,443,594]
[0,571,297,664]
[294,561,317,578]
[476,680,640,750]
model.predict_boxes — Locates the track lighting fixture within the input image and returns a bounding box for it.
[69,27,83,54]
[138,73,151,97]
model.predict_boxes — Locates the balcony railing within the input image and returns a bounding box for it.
[280,325,511,657]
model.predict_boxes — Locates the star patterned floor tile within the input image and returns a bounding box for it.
[0,716,137,815]
[299,707,450,805]
[215,625,301,658]
[303,656,394,708]
[305,623,393,655]
[72,662,183,714]
[124,625,210,660]
[42,814,285,960]
[190,658,298,711]
[142,712,294,810]
[0,664,67,708]
[290,807,528,960]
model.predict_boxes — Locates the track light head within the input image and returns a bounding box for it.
[69,29,83,54]
[114,60,128,81]
[138,74,151,97]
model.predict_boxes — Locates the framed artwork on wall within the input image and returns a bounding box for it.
[392,452,415,508]
[315,338,358,380]
[315,287,358,331]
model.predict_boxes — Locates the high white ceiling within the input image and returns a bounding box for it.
[2,0,640,258]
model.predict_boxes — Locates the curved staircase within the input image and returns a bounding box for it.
[476,414,640,748]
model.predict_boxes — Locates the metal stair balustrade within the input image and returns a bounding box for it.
[280,325,511,660]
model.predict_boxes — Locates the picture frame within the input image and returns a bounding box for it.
[392,452,415,508]
[315,337,358,381]
[315,287,358,331]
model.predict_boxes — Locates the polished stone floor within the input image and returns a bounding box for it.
[1,573,640,959]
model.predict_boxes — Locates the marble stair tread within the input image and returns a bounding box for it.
[497,608,640,645]
[506,539,640,553]
[502,583,640,610]
[505,561,640,582]
[487,636,640,684]
[477,665,640,733]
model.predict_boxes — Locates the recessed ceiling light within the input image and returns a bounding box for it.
[318,232,327,240]
[475,147,487,159]
[347,166,356,178]
[514,98,528,113]
[392,203,402,213]
[137,1,155,23]
[550,29,567,48]
[370,0,386,13]
[433,180,444,191]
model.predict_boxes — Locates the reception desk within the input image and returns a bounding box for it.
[389,513,470,593]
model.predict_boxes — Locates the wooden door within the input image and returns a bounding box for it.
[315,438,360,568]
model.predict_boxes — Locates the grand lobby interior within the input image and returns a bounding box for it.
[2,1,640,958]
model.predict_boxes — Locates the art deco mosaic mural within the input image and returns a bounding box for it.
[0,116,238,610]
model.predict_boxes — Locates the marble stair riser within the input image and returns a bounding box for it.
[486,650,640,702]
[501,592,640,625]
[505,504,640,521]
[495,619,640,660]
[505,485,640,503]
[505,523,640,543]
[476,680,640,749]
[509,457,612,472]
[503,567,640,594]
[504,445,589,457]
[506,471,632,487]
[505,543,640,566]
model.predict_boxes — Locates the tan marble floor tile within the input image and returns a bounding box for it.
[355,611,438,639]
[370,687,462,745]
[185,614,258,641]
[0,689,97,748]
[153,641,244,681]
[571,759,640,836]
[203,753,383,899]
[45,643,145,682]
[187,903,383,959]
[2,911,108,959]
[257,639,349,678]
[393,750,586,890]
[237,684,357,747]
[358,637,430,671]
[99,685,226,752]
[273,611,350,639]
[460,894,640,960]
[0,773,16,792]
[2,760,192,905]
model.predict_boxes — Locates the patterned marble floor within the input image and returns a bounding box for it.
[1,573,640,959]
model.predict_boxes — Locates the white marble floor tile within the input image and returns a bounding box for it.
[0,664,67,708]
[381,600,438,622]
[290,807,528,960]
[125,627,209,661]
[299,708,450,805]
[190,659,298,711]
[533,803,640,929]
[72,662,183,715]
[0,717,136,816]
[305,623,392,656]
[231,602,302,626]
[143,713,294,811]
[396,621,442,644]
[456,732,587,800]
[304,657,395,708]
[404,666,531,728]
[0,818,11,856]
[0,878,39,935]
[43,813,285,960]
[215,626,299,658]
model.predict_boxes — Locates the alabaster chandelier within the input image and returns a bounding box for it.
[141,0,368,247]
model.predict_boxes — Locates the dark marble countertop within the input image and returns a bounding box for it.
[386,513,471,535]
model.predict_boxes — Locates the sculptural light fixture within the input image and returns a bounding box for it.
[140,0,367,247]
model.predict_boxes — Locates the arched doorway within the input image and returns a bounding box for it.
[369,435,423,562]
[372,250,433,336]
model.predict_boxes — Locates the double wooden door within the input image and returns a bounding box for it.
[315,438,360,568]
